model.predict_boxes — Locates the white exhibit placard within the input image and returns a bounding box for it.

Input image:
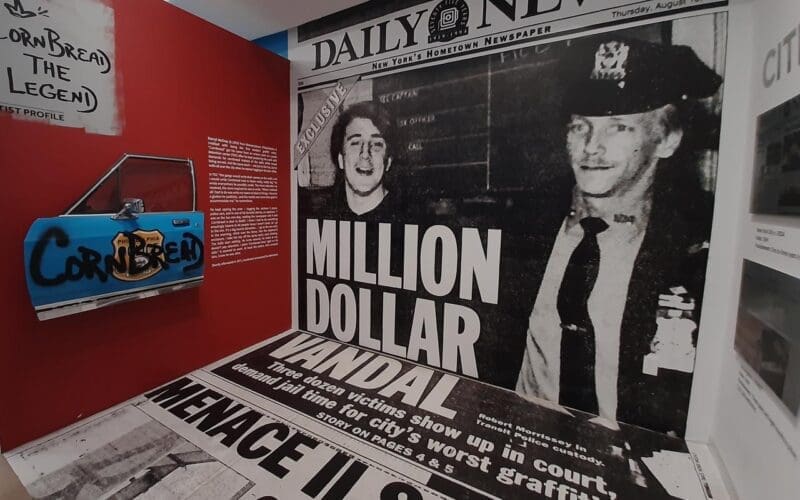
[0,0,119,135]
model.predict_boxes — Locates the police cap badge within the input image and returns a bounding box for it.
[562,36,723,116]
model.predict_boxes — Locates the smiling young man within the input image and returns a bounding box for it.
[514,37,723,436]
[327,101,396,219]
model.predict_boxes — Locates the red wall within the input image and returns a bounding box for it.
[0,0,291,449]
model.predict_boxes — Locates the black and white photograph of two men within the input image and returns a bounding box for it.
[297,13,727,438]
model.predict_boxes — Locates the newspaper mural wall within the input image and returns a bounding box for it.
[7,330,724,499]
[292,0,729,437]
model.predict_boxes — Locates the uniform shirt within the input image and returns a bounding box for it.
[516,203,649,423]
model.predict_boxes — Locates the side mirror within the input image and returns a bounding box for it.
[112,198,145,220]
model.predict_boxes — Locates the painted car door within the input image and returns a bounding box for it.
[23,155,204,320]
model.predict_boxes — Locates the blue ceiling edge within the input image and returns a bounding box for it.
[254,31,288,59]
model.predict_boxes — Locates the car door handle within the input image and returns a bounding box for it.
[172,218,190,227]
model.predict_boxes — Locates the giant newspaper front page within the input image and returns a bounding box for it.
[7,330,728,499]
[291,0,729,438]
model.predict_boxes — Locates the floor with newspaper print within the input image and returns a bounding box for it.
[5,331,730,499]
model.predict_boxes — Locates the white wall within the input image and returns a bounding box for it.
[711,1,800,498]
[685,0,755,443]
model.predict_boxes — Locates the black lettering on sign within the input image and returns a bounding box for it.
[319,460,368,500]
[0,26,112,73]
[7,64,97,113]
[205,409,263,447]
[258,432,320,478]
[381,482,424,500]
[181,232,204,272]
[237,422,290,459]
[28,226,204,287]
[29,227,70,286]
[311,10,426,70]
[302,451,350,497]
[143,378,406,493]
[168,389,223,420]
[145,378,205,407]
[184,397,245,431]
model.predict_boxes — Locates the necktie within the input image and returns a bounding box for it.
[557,216,608,415]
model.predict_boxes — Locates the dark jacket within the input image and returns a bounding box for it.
[490,169,712,436]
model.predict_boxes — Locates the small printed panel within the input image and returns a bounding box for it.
[735,260,800,417]
[752,92,800,215]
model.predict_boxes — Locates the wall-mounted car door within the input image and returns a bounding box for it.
[24,154,204,320]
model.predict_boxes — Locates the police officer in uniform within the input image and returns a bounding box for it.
[515,36,723,436]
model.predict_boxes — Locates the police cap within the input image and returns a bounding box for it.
[562,36,723,116]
